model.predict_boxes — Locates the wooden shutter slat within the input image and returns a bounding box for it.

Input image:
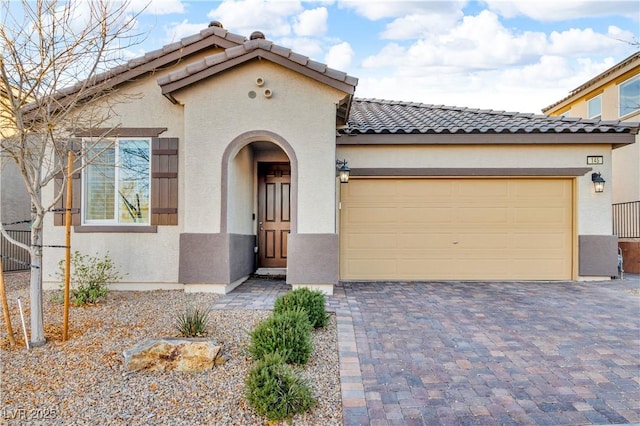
[151,137,179,226]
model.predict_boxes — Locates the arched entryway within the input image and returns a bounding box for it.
[221,130,298,272]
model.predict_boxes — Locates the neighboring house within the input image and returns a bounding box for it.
[543,52,640,274]
[39,25,637,294]
[1,86,31,231]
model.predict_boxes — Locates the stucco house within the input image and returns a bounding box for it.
[543,52,640,273]
[39,25,638,294]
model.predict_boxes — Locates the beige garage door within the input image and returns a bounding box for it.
[340,178,573,280]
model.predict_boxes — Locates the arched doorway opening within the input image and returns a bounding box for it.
[221,131,298,273]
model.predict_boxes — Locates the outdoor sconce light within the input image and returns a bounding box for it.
[591,172,605,193]
[336,159,350,183]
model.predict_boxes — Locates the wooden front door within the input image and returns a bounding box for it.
[258,163,291,268]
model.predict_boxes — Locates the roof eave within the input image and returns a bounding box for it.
[159,49,357,98]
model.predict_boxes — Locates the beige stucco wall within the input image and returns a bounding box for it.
[227,144,254,235]
[337,143,614,236]
[612,136,640,204]
[174,60,345,235]
[41,61,192,287]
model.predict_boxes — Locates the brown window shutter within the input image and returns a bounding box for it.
[151,137,179,225]
[53,144,82,226]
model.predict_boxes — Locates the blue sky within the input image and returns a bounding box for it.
[98,1,640,113]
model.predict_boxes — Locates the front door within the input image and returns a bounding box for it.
[258,163,291,268]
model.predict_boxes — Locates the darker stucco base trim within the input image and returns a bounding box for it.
[179,233,255,284]
[287,234,338,285]
[579,235,618,277]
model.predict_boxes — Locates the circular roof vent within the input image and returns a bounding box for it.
[250,31,265,40]
[208,21,223,28]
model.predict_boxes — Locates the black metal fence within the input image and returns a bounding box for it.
[1,230,31,272]
[613,201,640,238]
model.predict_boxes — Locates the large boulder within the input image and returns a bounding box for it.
[123,338,221,373]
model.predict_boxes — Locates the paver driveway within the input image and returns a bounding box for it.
[336,277,640,426]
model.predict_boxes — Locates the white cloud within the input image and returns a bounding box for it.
[293,7,328,36]
[277,37,324,59]
[325,41,355,70]
[338,0,465,21]
[207,0,303,38]
[548,26,637,56]
[364,11,548,72]
[381,10,464,40]
[127,0,186,15]
[163,19,209,43]
[483,0,640,21]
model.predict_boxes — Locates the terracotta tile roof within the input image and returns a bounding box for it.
[157,38,358,95]
[346,98,638,135]
[53,26,244,100]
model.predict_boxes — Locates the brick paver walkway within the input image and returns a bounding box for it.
[339,276,640,426]
[214,275,640,425]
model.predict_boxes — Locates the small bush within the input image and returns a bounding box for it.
[175,305,210,337]
[274,287,329,328]
[56,251,123,306]
[245,352,315,420]
[248,307,312,365]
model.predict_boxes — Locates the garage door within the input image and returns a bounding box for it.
[340,178,573,280]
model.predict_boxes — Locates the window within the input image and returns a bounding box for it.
[619,75,640,117]
[84,138,151,225]
[587,95,601,119]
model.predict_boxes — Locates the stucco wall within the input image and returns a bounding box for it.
[174,60,345,235]
[612,136,640,204]
[337,143,614,236]
[41,64,191,286]
[227,144,254,235]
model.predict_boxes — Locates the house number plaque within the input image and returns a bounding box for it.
[587,156,603,165]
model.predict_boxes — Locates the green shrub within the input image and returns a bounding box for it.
[56,251,123,306]
[245,352,315,420]
[248,307,312,365]
[274,287,329,328]
[175,305,210,337]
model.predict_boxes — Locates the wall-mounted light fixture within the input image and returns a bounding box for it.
[591,172,605,193]
[336,159,350,183]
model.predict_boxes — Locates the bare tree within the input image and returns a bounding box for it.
[0,0,144,346]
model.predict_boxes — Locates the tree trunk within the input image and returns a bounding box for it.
[29,222,46,346]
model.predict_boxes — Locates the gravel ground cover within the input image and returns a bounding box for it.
[0,272,342,425]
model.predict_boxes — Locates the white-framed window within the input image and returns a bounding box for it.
[83,138,151,225]
[587,95,601,119]
[619,75,640,117]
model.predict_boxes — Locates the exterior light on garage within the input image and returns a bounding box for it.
[336,159,350,183]
[591,172,605,193]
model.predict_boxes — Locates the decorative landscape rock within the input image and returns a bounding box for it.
[123,338,222,373]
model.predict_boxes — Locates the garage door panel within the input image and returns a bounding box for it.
[511,259,567,278]
[346,233,398,249]
[400,180,453,198]
[512,233,570,250]
[398,259,456,277]
[343,259,398,277]
[399,207,453,223]
[513,180,568,198]
[400,233,454,249]
[456,207,509,223]
[457,233,509,248]
[513,207,570,225]
[340,178,573,281]
[456,180,508,198]
[346,207,397,224]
